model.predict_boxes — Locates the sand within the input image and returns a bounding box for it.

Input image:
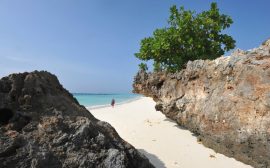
[89,97,252,168]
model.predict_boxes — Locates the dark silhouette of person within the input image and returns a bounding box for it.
[111,99,115,108]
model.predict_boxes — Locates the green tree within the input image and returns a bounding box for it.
[138,62,148,71]
[135,2,235,72]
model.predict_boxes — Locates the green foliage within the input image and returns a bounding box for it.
[135,2,236,72]
[138,62,148,71]
[153,62,162,72]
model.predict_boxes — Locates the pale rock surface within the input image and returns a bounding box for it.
[133,39,270,168]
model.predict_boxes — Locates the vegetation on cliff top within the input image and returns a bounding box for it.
[135,2,236,72]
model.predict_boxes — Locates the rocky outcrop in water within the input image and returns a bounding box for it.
[133,39,270,168]
[0,71,153,168]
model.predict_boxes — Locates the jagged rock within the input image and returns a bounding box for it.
[133,39,270,168]
[0,71,153,168]
[231,48,247,57]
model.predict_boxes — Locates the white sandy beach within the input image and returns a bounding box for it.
[89,97,252,168]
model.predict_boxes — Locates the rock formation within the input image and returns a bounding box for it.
[133,39,270,168]
[0,71,153,168]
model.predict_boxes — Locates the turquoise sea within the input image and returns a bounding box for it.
[73,93,141,109]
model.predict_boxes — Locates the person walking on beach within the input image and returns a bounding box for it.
[111,98,115,108]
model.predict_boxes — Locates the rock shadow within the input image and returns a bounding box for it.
[163,118,199,137]
[0,108,14,125]
[138,149,166,168]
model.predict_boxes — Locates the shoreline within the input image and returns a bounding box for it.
[89,97,252,168]
[85,96,142,110]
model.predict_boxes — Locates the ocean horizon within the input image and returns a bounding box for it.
[73,93,142,109]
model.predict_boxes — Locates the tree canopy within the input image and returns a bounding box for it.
[135,2,236,72]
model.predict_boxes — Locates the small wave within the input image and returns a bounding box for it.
[73,93,119,96]
[87,104,111,110]
[87,96,142,110]
[115,96,141,106]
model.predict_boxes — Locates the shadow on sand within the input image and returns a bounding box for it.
[138,149,166,168]
[163,118,199,137]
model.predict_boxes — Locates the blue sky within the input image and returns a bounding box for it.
[0,0,269,93]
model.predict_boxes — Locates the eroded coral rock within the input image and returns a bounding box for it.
[133,39,270,168]
[0,71,153,168]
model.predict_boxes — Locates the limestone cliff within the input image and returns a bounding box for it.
[0,71,153,168]
[133,39,270,168]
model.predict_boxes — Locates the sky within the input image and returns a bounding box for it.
[0,0,269,93]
